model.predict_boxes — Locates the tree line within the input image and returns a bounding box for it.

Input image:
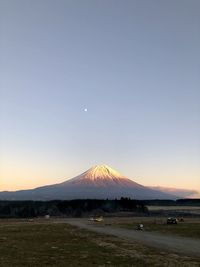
[143,199,200,206]
[0,198,148,218]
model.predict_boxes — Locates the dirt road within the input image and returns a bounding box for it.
[66,219,200,257]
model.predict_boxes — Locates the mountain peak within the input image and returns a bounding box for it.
[83,164,126,181]
[67,164,128,186]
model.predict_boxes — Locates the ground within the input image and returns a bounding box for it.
[102,216,200,239]
[0,218,200,267]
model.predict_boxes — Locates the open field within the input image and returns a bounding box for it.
[68,218,200,257]
[147,205,200,215]
[103,216,200,239]
[0,219,200,267]
[147,206,200,211]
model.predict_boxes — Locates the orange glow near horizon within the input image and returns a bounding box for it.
[0,161,71,191]
[1,163,199,193]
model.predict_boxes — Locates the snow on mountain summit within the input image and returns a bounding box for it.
[80,165,127,180]
[65,164,139,187]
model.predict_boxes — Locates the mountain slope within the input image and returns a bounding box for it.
[0,165,177,200]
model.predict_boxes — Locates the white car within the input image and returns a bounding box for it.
[88,216,103,222]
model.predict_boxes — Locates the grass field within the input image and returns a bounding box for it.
[147,205,200,215]
[147,206,200,212]
[0,219,200,267]
[104,217,200,239]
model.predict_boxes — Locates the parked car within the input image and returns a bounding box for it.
[167,217,178,224]
[88,216,103,222]
[136,224,144,230]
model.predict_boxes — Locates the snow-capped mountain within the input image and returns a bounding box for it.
[0,165,177,200]
[62,165,141,187]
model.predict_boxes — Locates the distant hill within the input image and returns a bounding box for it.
[149,186,200,198]
[0,165,178,200]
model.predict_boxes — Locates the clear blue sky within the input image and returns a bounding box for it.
[0,0,200,191]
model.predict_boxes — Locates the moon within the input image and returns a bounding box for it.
[84,108,88,112]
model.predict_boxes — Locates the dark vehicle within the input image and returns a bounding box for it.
[167,217,178,224]
[137,224,144,230]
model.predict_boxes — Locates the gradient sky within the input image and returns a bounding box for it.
[0,0,200,192]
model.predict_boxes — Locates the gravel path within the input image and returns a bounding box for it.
[66,219,200,257]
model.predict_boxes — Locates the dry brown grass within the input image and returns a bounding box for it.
[0,219,200,267]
